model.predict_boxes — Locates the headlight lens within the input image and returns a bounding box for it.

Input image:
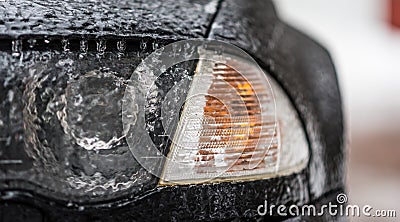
[159,47,309,185]
[1,39,309,202]
[122,40,309,185]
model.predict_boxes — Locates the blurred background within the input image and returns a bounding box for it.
[274,0,400,220]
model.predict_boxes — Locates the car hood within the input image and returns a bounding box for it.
[0,0,220,39]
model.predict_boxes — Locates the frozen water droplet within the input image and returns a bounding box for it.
[172,44,182,57]
[117,40,126,53]
[27,39,36,49]
[61,39,70,52]
[152,42,159,50]
[55,58,74,68]
[214,46,223,55]
[96,39,106,55]
[140,40,147,51]
[80,40,88,53]
[11,40,22,57]
[160,65,166,73]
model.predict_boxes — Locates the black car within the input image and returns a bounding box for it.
[0,0,345,221]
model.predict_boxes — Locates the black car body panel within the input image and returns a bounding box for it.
[0,0,345,221]
[0,0,219,39]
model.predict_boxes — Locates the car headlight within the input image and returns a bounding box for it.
[0,39,309,203]
[123,40,309,185]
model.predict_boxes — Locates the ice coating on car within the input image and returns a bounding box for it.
[0,0,345,220]
[0,0,219,39]
[61,70,126,151]
[209,0,344,201]
[160,47,309,185]
[0,39,196,202]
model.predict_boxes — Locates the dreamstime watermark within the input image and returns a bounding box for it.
[257,193,397,218]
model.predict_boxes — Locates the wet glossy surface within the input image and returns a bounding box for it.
[0,0,345,220]
[0,0,219,39]
[0,37,198,204]
[0,49,155,202]
[209,0,345,199]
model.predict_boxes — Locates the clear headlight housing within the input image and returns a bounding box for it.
[0,39,308,202]
[123,40,309,185]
